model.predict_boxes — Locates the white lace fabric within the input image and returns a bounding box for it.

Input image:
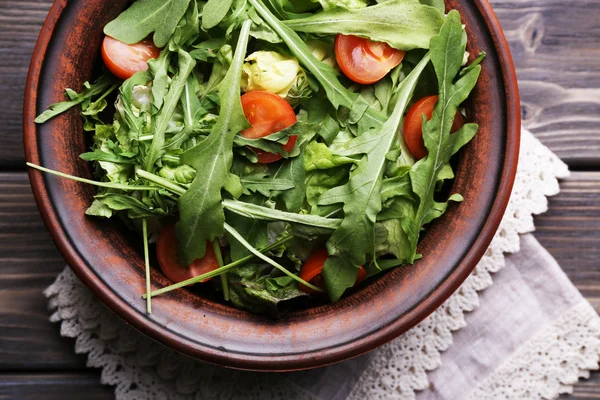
[45,130,600,400]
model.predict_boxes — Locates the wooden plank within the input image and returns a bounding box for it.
[0,172,86,370]
[0,371,596,400]
[0,0,52,168]
[562,376,600,400]
[1,0,600,167]
[0,373,112,400]
[489,0,600,167]
[534,172,600,312]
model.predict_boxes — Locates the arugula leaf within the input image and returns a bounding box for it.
[145,50,196,171]
[241,176,295,197]
[35,75,116,124]
[312,0,368,9]
[189,38,223,61]
[203,45,233,97]
[284,0,444,50]
[262,0,314,19]
[248,7,284,43]
[80,150,137,164]
[305,167,348,216]
[175,20,253,265]
[407,11,481,260]
[304,141,355,172]
[226,196,271,261]
[81,83,119,131]
[170,0,200,49]
[287,0,322,12]
[271,153,307,212]
[317,53,431,301]
[104,0,192,48]
[202,0,234,30]
[85,199,114,218]
[419,0,445,13]
[249,0,384,128]
[227,264,309,316]
[234,134,292,156]
[147,50,171,111]
[93,193,167,219]
[381,175,412,204]
[266,276,296,291]
[179,73,205,133]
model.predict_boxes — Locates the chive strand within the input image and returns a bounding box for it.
[142,218,152,314]
[213,241,229,302]
[27,163,158,191]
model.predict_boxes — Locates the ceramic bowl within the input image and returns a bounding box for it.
[24,0,520,371]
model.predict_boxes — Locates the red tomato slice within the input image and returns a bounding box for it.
[101,36,160,80]
[156,225,219,284]
[241,91,298,163]
[403,95,465,160]
[335,34,405,85]
[299,248,367,294]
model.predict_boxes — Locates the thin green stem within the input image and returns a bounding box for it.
[91,83,119,107]
[142,218,152,314]
[223,199,341,230]
[138,135,154,142]
[162,154,180,164]
[27,163,159,191]
[224,222,324,292]
[143,234,294,299]
[135,169,187,195]
[213,241,229,301]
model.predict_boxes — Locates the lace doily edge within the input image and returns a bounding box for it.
[466,301,600,399]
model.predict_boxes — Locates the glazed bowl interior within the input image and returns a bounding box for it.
[24,0,519,371]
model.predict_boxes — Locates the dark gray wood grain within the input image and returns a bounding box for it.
[490,0,600,167]
[535,172,600,312]
[0,373,112,400]
[0,173,85,370]
[0,0,52,168]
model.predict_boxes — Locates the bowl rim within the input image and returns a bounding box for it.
[24,0,520,371]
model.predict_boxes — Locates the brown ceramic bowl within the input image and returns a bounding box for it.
[23,0,520,371]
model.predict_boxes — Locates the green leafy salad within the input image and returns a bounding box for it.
[31,0,484,316]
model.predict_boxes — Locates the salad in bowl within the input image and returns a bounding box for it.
[31,0,484,316]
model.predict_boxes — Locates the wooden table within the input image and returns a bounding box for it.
[1,1,599,398]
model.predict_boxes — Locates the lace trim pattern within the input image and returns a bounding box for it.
[45,131,577,400]
[466,301,600,400]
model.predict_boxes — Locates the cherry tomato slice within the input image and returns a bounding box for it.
[156,225,219,284]
[299,248,367,294]
[101,36,160,80]
[335,34,405,85]
[241,91,297,163]
[403,95,465,160]
[252,135,298,164]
